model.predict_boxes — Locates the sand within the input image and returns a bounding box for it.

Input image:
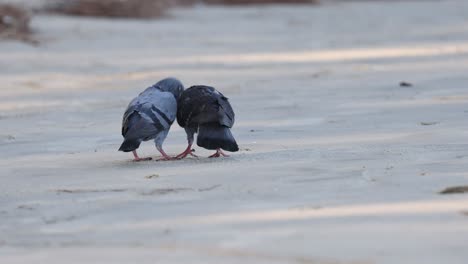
[1,0,468,263]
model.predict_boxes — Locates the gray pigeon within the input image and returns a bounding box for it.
[119,77,184,161]
[176,85,238,158]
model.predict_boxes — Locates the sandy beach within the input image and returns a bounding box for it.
[1,0,468,263]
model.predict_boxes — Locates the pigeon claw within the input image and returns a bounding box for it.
[132,150,152,161]
[209,149,229,158]
[176,146,198,159]
[155,147,178,161]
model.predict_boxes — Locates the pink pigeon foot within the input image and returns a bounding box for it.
[209,149,229,158]
[132,150,152,162]
[156,147,177,161]
[176,145,198,159]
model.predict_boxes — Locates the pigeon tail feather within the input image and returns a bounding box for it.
[118,139,141,152]
[197,123,239,152]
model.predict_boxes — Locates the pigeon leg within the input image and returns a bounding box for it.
[209,148,229,158]
[156,146,175,161]
[218,149,229,157]
[175,144,198,159]
[132,150,152,162]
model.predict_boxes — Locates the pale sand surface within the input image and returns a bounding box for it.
[1,1,468,263]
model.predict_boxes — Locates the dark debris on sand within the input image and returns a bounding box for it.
[439,185,468,195]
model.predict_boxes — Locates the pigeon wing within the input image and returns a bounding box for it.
[177,86,206,128]
[142,90,177,128]
[122,90,177,140]
[216,92,235,128]
[177,85,235,128]
[122,96,141,136]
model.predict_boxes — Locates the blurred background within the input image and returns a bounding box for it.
[2,0,468,263]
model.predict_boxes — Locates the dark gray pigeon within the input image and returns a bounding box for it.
[119,77,184,161]
[176,85,238,158]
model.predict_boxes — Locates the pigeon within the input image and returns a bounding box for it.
[119,77,184,161]
[176,85,239,158]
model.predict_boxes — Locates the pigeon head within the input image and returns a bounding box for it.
[153,77,184,100]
